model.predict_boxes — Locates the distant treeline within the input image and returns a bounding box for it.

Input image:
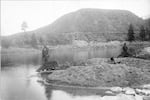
[1,24,150,49]
[127,24,150,42]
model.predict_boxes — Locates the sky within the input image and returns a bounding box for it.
[1,0,150,36]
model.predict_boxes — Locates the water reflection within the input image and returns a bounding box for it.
[51,90,103,100]
[1,65,46,100]
[38,83,116,100]
[37,74,115,100]
[1,44,122,66]
[38,81,52,100]
[1,65,116,100]
[48,45,121,64]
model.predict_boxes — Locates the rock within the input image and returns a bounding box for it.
[101,94,143,100]
[123,87,136,95]
[135,89,142,94]
[110,87,122,92]
[141,89,150,96]
[136,88,150,96]
[105,91,114,94]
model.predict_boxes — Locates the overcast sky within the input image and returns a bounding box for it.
[1,0,150,36]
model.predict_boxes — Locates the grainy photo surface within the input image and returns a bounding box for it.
[1,0,150,100]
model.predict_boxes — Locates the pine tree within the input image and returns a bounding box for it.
[149,30,150,41]
[145,27,150,41]
[145,27,149,41]
[139,25,146,41]
[127,24,135,42]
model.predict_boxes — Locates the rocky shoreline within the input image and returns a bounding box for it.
[43,79,150,100]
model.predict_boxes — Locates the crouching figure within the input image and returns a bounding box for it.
[119,43,131,57]
[37,45,58,72]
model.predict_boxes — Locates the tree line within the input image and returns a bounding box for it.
[2,23,150,49]
[127,24,150,42]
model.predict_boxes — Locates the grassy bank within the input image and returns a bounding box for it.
[48,58,150,87]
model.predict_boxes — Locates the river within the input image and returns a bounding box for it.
[1,43,123,100]
[2,44,148,100]
[2,65,149,100]
[1,65,118,100]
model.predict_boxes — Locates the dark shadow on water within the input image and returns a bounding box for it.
[37,73,114,100]
[37,80,53,100]
[37,81,114,100]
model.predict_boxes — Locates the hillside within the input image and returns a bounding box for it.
[144,18,150,29]
[2,8,145,47]
[36,8,143,33]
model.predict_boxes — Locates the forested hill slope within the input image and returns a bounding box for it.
[2,8,145,47]
[35,8,143,34]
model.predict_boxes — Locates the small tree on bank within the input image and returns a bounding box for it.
[21,21,28,32]
[139,25,146,41]
[127,24,135,42]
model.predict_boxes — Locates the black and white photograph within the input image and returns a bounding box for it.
[1,0,150,100]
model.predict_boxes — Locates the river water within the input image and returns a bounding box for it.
[1,43,122,66]
[1,44,137,100]
[1,65,118,100]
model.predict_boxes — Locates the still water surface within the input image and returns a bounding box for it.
[1,65,116,100]
[1,44,122,66]
[1,45,122,100]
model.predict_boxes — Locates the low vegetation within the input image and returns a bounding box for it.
[48,58,150,87]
